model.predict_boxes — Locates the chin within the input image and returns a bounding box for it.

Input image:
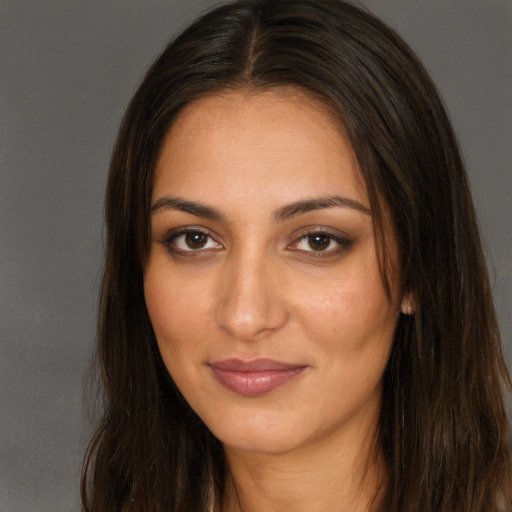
[202,410,312,456]
[218,431,302,456]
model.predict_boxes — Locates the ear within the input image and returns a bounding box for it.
[400,292,415,315]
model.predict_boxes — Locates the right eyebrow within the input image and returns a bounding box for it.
[150,196,225,221]
[273,195,371,222]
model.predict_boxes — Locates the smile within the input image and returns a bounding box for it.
[209,358,308,397]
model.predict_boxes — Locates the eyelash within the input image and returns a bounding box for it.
[161,228,222,257]
[288,229,353,257]
[161,227,353,258]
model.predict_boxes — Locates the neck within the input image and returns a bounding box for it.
[220,413,387,512]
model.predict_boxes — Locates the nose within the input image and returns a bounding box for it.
[215,252,288,342]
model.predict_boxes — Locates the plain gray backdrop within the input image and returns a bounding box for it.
[1,1,510,511]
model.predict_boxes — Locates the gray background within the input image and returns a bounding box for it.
[0,1,510,511]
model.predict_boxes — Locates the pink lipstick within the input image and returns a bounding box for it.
[209,358,307,396]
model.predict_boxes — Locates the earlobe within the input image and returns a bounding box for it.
[400,293,415,315]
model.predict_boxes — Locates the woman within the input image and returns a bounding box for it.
[81,1,511,511]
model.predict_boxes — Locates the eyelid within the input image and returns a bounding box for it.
[287,227,353,256]
[158,225,353,259]
[160,226,224,255]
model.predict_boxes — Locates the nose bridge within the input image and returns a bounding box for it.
[215,243,287,341]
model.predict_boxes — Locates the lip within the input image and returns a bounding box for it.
[209,358,308,397]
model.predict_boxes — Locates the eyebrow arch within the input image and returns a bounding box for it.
[151,194,371,221]
[151,196,225,221]
[274,195,371,221]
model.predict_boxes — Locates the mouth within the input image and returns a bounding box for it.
[208,358,308,397]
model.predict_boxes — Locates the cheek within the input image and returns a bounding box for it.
[292,258,396,352]
[144,264,212,364]
[292,265,397,415]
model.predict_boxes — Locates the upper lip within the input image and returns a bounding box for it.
[209,358,306,372]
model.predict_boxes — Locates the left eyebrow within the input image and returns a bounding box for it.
[150,196,225,221]
[273,195,371,222]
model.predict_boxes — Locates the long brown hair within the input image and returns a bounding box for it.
[81,1,511,510]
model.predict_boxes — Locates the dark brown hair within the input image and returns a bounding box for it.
[81,1,511,511]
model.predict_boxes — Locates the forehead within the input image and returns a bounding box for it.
[152,88,368,209]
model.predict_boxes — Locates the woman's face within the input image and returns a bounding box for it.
[144,89,401,456]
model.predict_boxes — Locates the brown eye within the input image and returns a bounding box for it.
[164,229,223,254]
[289,230,352,257]
[185,232,208,249]
[307,234,331,251]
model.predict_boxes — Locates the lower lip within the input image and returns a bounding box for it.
[210,367,306,396]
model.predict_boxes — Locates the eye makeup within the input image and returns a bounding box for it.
[158,223,355,262]
[160,226,223,257]
[287,228,354,258]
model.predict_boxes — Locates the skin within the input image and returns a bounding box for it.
[144,89,403,512]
